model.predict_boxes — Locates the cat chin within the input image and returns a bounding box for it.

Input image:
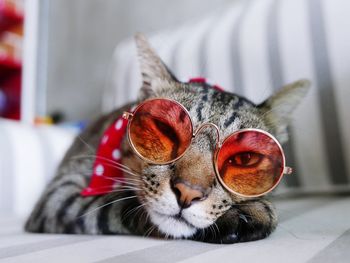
[149,211,197,238]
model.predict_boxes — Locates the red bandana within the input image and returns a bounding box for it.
[80,116,128,196]
[81,78,223,197]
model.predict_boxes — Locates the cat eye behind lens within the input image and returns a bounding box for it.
[215,130,285,197]
[124,98,291,197]
[126,99,193,164]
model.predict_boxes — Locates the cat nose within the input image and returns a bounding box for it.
[171,181,207,209]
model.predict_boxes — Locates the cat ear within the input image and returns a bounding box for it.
[258,79,311,142]
[134,33,177,100]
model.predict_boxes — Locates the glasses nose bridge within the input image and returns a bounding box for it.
[193,122,221,147]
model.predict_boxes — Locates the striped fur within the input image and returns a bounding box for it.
[25,34,309,243]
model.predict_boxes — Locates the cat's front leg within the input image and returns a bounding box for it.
[193,199,277,244]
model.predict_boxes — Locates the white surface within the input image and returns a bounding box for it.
[0,195,349,263]
[0,119,75,216]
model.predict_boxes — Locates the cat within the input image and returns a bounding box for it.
[25,33,310,244]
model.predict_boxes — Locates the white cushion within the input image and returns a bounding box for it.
[1,195,349,262]
[0,119,75,217]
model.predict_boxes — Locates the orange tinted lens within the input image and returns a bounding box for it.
[129,99,193,163]
[217,130,284,196]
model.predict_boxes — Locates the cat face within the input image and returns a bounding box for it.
[121,33,310,238]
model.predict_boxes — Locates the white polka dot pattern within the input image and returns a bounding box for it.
[112,149,121,160]
[82,116,128,196]
[115,119,123,130]
[95,164,104,176]
[102,135,109,144]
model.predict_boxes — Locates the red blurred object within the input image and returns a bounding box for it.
[0,24,23,74]
[0,70,21,119]
[0,0,24,32]
[0,0,22,120]
[0,42,21,79]
[81,116,128,196]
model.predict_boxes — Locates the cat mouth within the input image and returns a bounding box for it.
[149,210,198,238]
[156,211,196,228]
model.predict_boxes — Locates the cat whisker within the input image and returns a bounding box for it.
[139,208,150,225]
[77,173,142,189]
[69,154,144,179]
[87,186,143,193]
[203,228,208,241]
[208,225,216,241]
[144,223,155,238]
[109,182,142,189]
[144,224,157,238]
[102,174,143,183]
[71,154,134,172]
[76,135,96,154]
[99,163,142,179]
[133,205,147,221]
[231,202,272,208]
[88,163,143,181]
[87,183,142,192]
[77,195,138,218]
[143,209,151,228]
[99,175,142,186]
[70,154,143,178]
[109,189,142,195]
[213,222,221,241]
[123,202,149,221]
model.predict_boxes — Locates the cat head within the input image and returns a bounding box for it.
[122,33,310,238]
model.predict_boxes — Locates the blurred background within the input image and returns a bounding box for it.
[1,0,350,216]
[1,0,232,124]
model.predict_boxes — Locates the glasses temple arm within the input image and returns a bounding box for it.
[283,166,293,175]
[122,111,134,120]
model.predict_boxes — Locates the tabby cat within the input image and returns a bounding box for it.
[25,33,309,244]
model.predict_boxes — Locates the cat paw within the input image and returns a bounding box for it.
[217,233,240,244]
[192,208,241,244]
[193,199,277,244]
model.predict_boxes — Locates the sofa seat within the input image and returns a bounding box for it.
[1,194,349,263]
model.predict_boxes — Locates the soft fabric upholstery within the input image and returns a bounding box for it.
[0,119,75,217]
[1,195,350,262]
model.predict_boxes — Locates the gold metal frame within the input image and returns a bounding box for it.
[123,98,292,198]
[213,128,290,197]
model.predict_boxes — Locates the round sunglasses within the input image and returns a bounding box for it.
[122,98,292,198]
